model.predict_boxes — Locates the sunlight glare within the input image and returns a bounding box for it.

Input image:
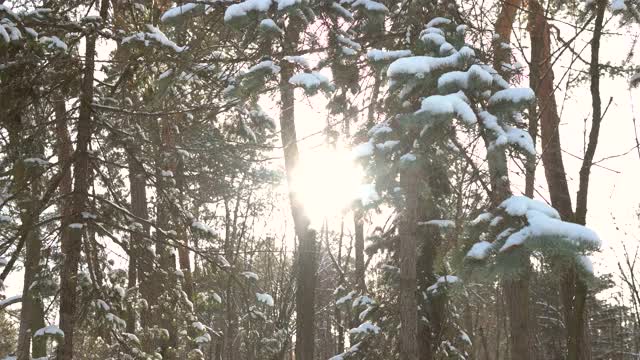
[290,145,364,224]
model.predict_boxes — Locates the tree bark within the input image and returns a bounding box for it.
[127,146,150,332]
[353,209,366,293]
[399,166,419,360]
[56,26,98,360]
[576,0,606,227]
[527,0,574,221]
[528,1,601,358]
[12,112,46,360]
[280,22,317,360]
[494,0,523,77]
[491,3,537,359]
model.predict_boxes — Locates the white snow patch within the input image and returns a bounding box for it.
[427,275,460,292]
[336,290,356,305]
[466,241,493,260]
[247,60,281,75]
[349,321,381,334]
[256,292,274,306]
[426,17,452,28]
[39,36,67,51]
[351,0,388,12]
[367,49,412,62]
[259,18,283,33]
[375,140,400,151]
[289,72,330,90]
[34,325,64,338]
[400,152,417,163]
[499,196,601,252]
[352,141,374,159]
[419,219,455,228]
[224,0,272,22]
[284,55,310,69]
[276,0,301,10]
[331,2,353,19]
[241,271,259,281]
[499,196,559,219]
[416,93,477,125]
[160,3,198,22]
[579,255,594,274]
[471,212,493,225]
[488,88,535,107]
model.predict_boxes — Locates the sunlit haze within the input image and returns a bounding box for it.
[290,144,364,225]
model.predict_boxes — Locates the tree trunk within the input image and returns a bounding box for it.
[399,166,419,360]
[56,27,98,360]
[491,3,537,359]
[353,209,366,293]
[127,145,150,332]
[493,0,522,77]
[527,0,574,221]
[12,112,46,360]
[280,22,317,360]
[528,1,600,358]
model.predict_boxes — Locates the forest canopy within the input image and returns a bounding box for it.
[1,0,640,359]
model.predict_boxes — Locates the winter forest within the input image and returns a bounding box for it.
[4,0,640,359]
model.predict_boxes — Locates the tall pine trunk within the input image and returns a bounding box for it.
[56,20,98,360]
[280,22,317,360]
[399,166,419,360]
[491,3,535,358]
[528,1,602,358]
[13,112,46,360]
[353,209,366,293]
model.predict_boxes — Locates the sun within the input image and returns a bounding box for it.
[290,144,364,225]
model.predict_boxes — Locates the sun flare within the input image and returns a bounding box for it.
[290,145,364,224]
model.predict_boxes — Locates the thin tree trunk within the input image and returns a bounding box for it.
[13,112,46,360]
[56,23,98,360]
[492,3,536,359]
[127,146,149,332]
[399,166,419,360]
[280,21,317,360]
[353,209,366,293]
[576,0,606,226]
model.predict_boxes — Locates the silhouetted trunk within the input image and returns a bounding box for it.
[56,13,100,358]
[353,209,366,293]
[280,21,317,360]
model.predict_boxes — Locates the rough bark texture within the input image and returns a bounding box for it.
[528,0,574,221]
[127,146,150,330]
[13,113,46,360]
[280,22,317,360]
[416,163,447,360]
[493,0,522,75]
[528,1,600,358]
[56,28,97,360]
[399,166,419,360]
[486,137,533,360]
[490,3,536,359]
[353,209,366,293]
